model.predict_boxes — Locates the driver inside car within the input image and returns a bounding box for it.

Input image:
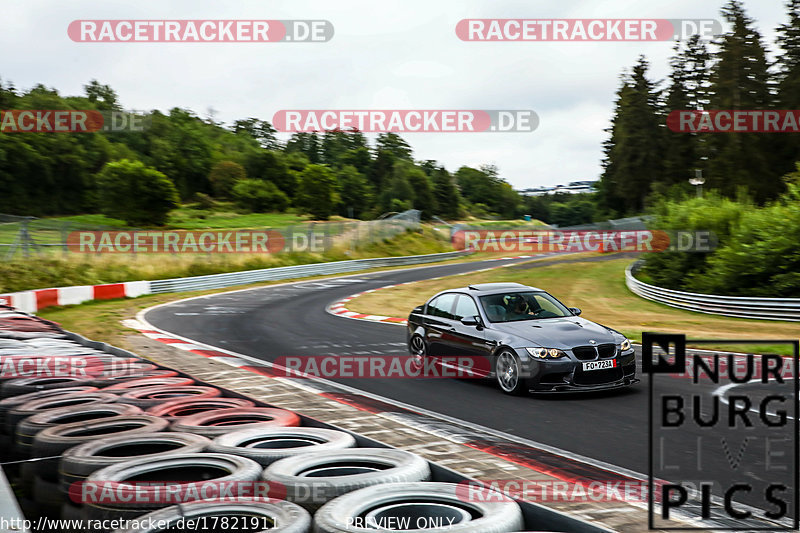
[505,294,537,319]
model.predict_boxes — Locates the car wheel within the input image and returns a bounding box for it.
[495,350,527,395]
[409,334,427,370]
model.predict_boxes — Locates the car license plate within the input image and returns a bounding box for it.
[582,360,616,371]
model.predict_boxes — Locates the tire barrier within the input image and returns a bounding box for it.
[116,385,222,408]
[16,403,142,454]
[7,392,121,452]
[208,427,357,466]
[82,453,263,523]
[0,386,98,449]
[100,376,195,393]
[145,397,254,418]
[91,370,179,388]
[262,449,431,511]
[60,432,212,503]
[1,376,97,398]
[169,407,301,438]
[30,415,170,479]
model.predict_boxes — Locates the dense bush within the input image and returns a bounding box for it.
[232,179,289,212]
[640,181,800,296]
[640,193,747,291]
[96,159,179,226]
[208,160,246,199]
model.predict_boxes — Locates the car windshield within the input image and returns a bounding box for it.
[478,291,572,322]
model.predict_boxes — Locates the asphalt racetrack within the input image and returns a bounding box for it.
[144,255,796,524]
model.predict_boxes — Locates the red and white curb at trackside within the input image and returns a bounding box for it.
[325,255,537,326]
[0,254,535,316]
[122,319,279,378]
[0,281,150,315]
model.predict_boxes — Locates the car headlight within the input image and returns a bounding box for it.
[620,339,631,351]
[525,347,567,359]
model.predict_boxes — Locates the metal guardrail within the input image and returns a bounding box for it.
[149,251,471,294]
[626,261,800,321]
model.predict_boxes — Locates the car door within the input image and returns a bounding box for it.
[445,294,491,377]
[423,293,458,357]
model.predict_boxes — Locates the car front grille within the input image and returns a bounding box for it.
[598,343,617,358]
[572,346,597,361]
[573,367,623,385]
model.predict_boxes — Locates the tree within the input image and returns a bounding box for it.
[296,164,339,220]
[96,159,178,225]
[774,0,800,180]
[597,56,663,215]
[432,167,461,219]
[336,165,373,218]
[244,150,293,196]
[208,160,246,199]
[706,0,776,202]
[394,161,436,218]
[233,118,280,150]
[376,133,413,160]
[662,38,709,189]
[232,179,289,212]
[84,80,119,110]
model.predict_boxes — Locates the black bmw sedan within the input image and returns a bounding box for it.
[406,282,638,394]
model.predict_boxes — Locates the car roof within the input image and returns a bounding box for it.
[431,282,545,299]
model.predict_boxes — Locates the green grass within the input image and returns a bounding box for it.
[165,205,309,230]
[348,255,800,355]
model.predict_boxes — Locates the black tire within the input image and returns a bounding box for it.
[82,453,262,521]
[93,374,188,390]
[494,350,529,396]
[1,376,96,398]
[110,498,311,533]
[208,427,357,466]
[145,397,254,418]
[408,334,428,371]
[8,392,120,454]
[17,403,141,460]
[170,407,300,438]
[263,448,431,511]
[60,432,211,496]
[117,385,222,408]
[0,387,99,436]
[93,370,179,389]
[312,482,524,533]
[31,415,170,477]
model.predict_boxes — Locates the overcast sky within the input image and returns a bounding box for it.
[0,0,789,189]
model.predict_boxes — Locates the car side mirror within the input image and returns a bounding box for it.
[460,316,480,327]
[568,307,582,316]
[412,305,424,314]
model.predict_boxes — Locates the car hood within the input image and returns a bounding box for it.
[493,317,618,349]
